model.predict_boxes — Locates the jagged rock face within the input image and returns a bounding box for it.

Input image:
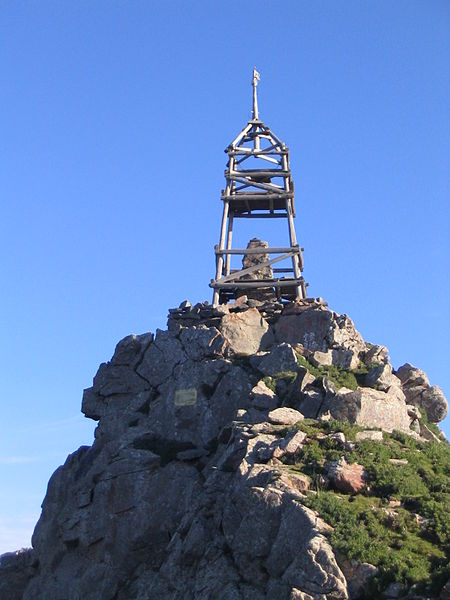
[396,363,448,423]
[2,297,447,599]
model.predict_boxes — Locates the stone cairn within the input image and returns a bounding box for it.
[237,238,277,302]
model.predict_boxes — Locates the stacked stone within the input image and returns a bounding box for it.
[168,296,328,329]
[237,237,277,302]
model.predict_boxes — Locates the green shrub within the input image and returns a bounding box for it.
[297,425,450,594]
[296,353,358,390]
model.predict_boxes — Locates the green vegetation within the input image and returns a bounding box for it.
[305,492,447,595]
[296,354,359,390]
[262,376,277,393]
[287,420,450,595]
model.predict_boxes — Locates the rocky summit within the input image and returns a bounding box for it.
[1,297,449,600]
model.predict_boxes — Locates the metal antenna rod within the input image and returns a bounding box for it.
[252,67,260,120]
[252,67,261,150]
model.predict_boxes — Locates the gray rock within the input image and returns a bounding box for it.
[255,343,299,376]
[92,362,150,397]
[396,363,448,422]
[311,348,360,370]
[365,364,401,392]
[179,325,226,360]
[266,499,348,597]
[251,380,278,411]
[136,329,186,387]
[20,298,450,600]
[310,350,334,367]
[268,407,304,426]
[274,309,364,367]
[297,385,325,419]
[363,344,389,366]
[355,430,383,442]
[111,333,153,367]
[319,386,411,433]
[220,307,272,356]
[273,430,307,459]
[337,556,377,599]
[274,309,334,351]
[0,549,37,600]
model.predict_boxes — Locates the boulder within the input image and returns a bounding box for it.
[337,556,377,599]
[179,325,226,360]
[355,430,383,442]
[319,386,411,433]
[268,407,304,426]
[327,458,366,494]
[396,363,448,422]
[362,344,389,366]
[364,364,401,392]
[273,430,307,459]
[274,309,334,351]
[220,308,272,356]
[296,386,325,419]
[255,343,298,376]
[311,348,360,370]
[274,309,364,368]
[250,380,278,411]
[279,472,311,494]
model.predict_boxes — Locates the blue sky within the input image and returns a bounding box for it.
[1,1,449,553]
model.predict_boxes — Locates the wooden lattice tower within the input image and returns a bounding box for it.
[210,68,307,305]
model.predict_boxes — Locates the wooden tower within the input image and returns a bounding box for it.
[210,68,307,305]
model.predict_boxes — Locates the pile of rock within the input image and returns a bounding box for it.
[1,297,447,599]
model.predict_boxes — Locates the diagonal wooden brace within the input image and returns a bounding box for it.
[216,250,297,284]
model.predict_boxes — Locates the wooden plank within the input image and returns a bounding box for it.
[221,192,294,201]
[216,246,300,255]
[216,252,296,284]
[229,123,253,148]
[229,175,284,193]
[273,268,294,273]
[233,213,286,219]
[211,279,304,289]
[232,169,289,177]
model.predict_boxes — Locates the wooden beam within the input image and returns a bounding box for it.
[228,175,284,193]
[210,279,304,289]
[216,251,296,284]
[216,246,300,255]
[233,213,286,219]
[221,192,294,201]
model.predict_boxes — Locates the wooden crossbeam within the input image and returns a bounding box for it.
[211,278,304,290]
[216,251,296,284]
[228,175,284,193]
[216,246,299,255]
[221,192,294,201]
[233,213,287,219]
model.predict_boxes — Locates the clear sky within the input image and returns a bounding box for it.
[1,1,449,554]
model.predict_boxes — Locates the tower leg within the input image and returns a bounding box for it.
[286,198,304,299]
[225,212,234,275]
[212,200,230,305]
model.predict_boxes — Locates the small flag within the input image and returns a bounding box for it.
[252,67,260,85]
